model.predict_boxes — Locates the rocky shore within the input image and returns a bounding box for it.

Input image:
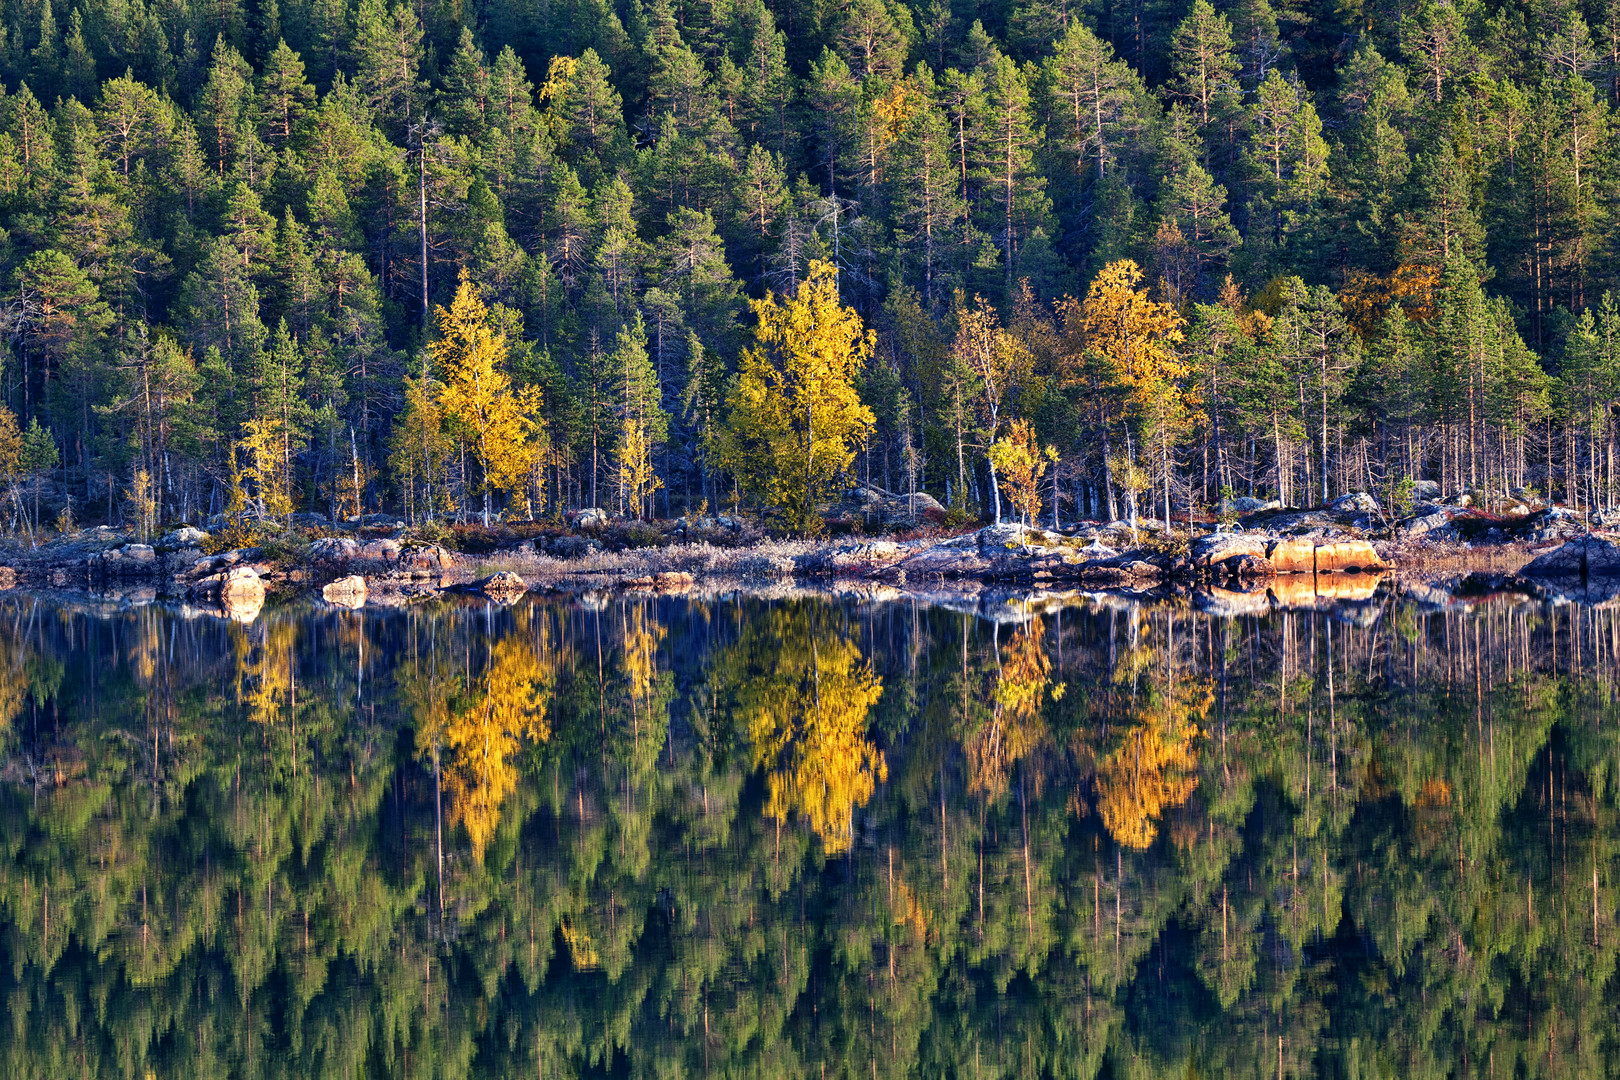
[0,483,1614,617]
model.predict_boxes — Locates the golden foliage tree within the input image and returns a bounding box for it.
[717,260,876,533]
[389,364,453,523]
[1082,259,1196,526]
[951,296,1031,522]
[433,271,546,525]
[987,418,1057,528]
[615,417,661,521]
[238,415,296,518]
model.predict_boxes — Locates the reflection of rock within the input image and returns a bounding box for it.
[0,567,15,590]
[1314,540,1385,572]
[1195,585,1272,617]
[321,575,367,607]
[1525,574,1620,606]
[1268,572,1381,607]
[623,571,694,593]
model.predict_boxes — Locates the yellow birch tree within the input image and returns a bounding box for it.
[433,271,546,525]
[1081,260,1196,527]
[716,260,876,533]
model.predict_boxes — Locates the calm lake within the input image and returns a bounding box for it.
[1,587,1618,1078]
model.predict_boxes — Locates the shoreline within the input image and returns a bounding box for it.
[0,523,1611,615]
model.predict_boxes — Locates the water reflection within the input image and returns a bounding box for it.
[0,590,1618,1077]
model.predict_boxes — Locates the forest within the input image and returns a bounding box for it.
[0,0,1614,528]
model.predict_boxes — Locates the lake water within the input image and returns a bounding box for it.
[1,588,1618,1078]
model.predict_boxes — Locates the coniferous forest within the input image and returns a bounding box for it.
[0,0,1617,529]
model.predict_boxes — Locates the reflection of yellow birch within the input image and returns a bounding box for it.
[1096,678,1209,849]
[736,611,886,854]
[410,612,556,858]
[965,616,1062,800]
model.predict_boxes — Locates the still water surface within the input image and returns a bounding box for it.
[2,588,1619,1078]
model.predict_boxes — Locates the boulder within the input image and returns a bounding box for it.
[157,527,208,550]
[624,571,695,592]
[1220,496,1283,515]
[549,535,603,558]
[287,511,331,528]
[1328,491,1380,516]
[398,543,457,571]
[309,537,360,563]
[475,571,527,599]
[1412,480,1442,500]
[1313,540,1386,572]
[575,507,609,530]
[212,567,266,621]
[0,567,16,590]
[1267,538,1318,574]
[1191,532,1269,571]
[346,513,406,529]
[121,544,156,563]
[1522,535,1620,577]
[355,539,402,563]
[835,483,947,525]
[1400,510,1457,539]
[321,575,368,607]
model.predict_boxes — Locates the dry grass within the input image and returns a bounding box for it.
[463,538,856,583]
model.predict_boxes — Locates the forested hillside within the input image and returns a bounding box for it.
[0,0,1615,528]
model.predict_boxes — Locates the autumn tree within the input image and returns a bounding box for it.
[432,272,546,524]
[716,260,875,533]
[987,418,1056,527]
[1081,260,1194,525]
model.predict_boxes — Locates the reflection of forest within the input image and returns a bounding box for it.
[0,593,1619,1077]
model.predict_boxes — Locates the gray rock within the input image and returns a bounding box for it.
[157,527,208,550]
[549,535,603,558]
[1328,491,1380,515]
[475,571,527,600]
[1220,496,1283,514]
[1400,510,1456,538]
[308,537,359,563]
[1523,535,1620,577]
[1412,480,1442,499]
[575,507,609,529]
[1191,532,1270,569]
[346,513,405,529]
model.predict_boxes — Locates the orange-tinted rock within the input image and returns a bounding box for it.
[1267,538,1317,574]
[1313,540,1386,572]
[322,575,367,607]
